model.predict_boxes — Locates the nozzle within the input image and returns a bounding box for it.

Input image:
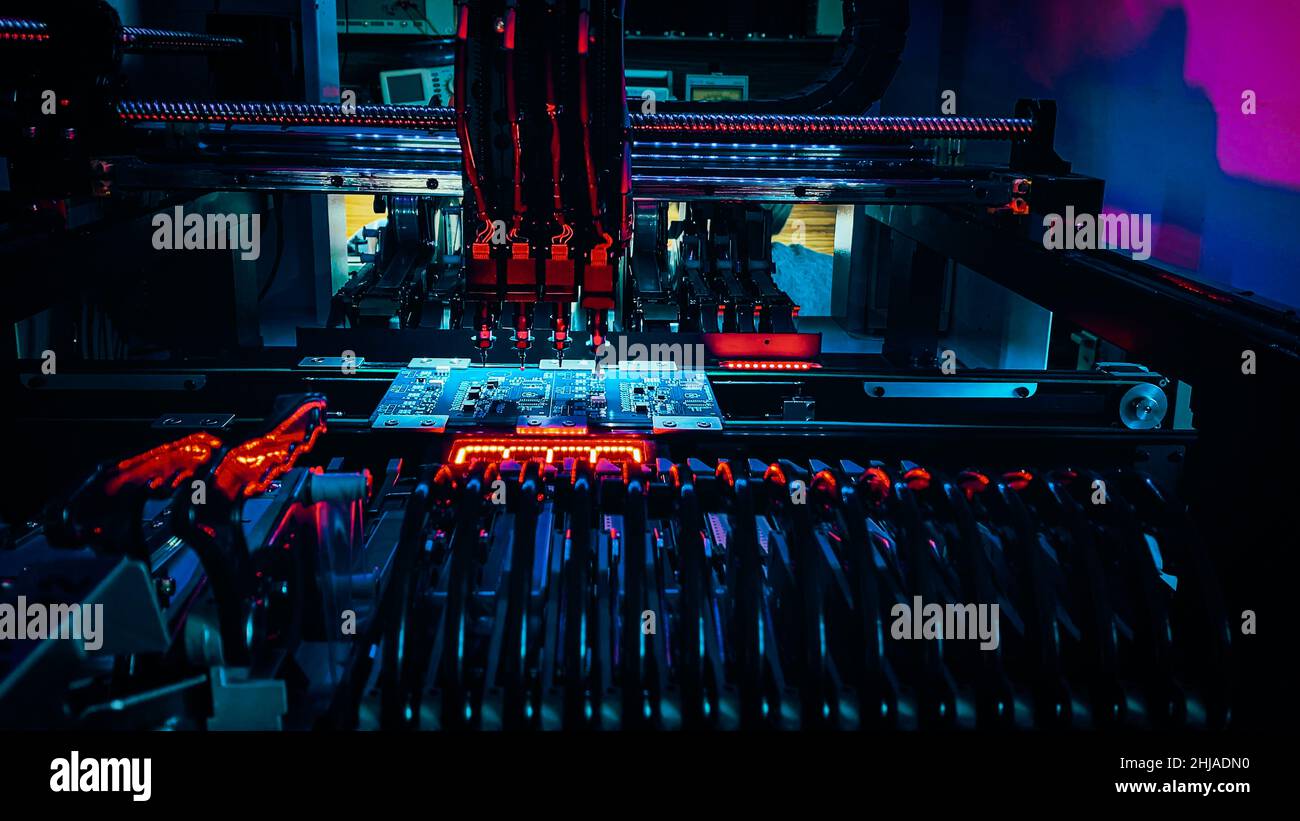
[586,308,608,357]
[549,301,572,366]
[510,305,532,370]
[471,302,497,366]
[473,321,495,367]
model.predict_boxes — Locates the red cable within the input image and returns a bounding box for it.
[503,6,526,237]
[576,10,610,251]
[454,2,493,242]
[545,48,571,244]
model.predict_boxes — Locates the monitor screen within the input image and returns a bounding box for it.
[690,85,745,102]
[385,73,427,105]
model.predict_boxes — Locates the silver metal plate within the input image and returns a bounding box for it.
[408,357,470,369]
[652,415,722,432]
[619,360,679,372]
[539,359,597,370]
[298,356,366,369]
[516,415,588,434]
[371,414,449,431]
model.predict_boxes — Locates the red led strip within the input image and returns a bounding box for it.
[451,437,647,466]
[628,114,1034,141]
[720,360,819,371]
[117,111,449,128]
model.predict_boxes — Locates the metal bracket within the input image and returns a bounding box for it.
[653,415,722,432]
[863,381,1037,399]
[516,415,588,435]
[153,413,235,430]
[371,414,448,431]
[298,356,366,369]
[408,357,470,369]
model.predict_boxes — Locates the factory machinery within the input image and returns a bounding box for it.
[1,0,1294,732]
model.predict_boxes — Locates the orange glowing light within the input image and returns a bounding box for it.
[1002,470,1034,492]
[862,467,892,500]
[450,436,646,466]
[106,432,224,495]
[212,399,327,499]
[812,469,838,494]
[903,467,932,492]
[956,470,991,500]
